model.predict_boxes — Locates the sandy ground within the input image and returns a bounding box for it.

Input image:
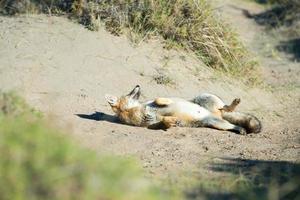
[0,0,299,179]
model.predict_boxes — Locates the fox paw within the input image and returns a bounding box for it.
[155,98,173,106]
[232,98,241,105]
[238,127,247,135]
[162,116,178,128]
[221,98,241,112]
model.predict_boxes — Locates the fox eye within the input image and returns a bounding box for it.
[105,94,118,106]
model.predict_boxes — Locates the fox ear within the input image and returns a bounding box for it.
[105,94,118,106]
[128,85,141,99]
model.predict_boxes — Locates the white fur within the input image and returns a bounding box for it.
[196,93,225,109]
[125,98,141,109]
[105,94,118,106]
[170,98,211,120]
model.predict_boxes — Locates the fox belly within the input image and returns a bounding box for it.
[155,98,212,125]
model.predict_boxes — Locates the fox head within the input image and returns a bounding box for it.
[105,85,141,116]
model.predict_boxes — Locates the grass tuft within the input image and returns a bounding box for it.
[0,0,261,83]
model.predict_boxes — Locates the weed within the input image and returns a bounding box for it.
[153,74,174,86]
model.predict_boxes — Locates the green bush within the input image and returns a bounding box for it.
[0,91,40,118]
[0,92,175,200]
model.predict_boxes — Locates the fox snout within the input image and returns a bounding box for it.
[105,85,142,115]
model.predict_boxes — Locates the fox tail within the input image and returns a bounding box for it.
[223,112,262,133]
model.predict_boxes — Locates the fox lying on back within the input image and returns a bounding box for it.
[105,85,262,135]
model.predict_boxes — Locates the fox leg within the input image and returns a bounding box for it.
[221,98,240,112]
[147,116,177,130]
[200,116,247,135]
[154,98,173,106]
[162,116,178,128]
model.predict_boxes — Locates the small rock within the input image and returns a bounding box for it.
[203,146,209,152]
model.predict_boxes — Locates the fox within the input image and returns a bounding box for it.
[105,85,262,135]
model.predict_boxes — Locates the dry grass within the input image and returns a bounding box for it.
[152,73,175,86]
[75,0,260,83]
[0,0,261,83]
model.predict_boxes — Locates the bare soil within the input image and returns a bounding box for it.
[0,0,299,182]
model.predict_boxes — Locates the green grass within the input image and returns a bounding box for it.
[0,0,261,84]
[0,91,177,200]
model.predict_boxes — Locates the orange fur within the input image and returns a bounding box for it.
[170,112,196,126]
[162,116,178,128]
[113,103,144,126]
[212,110,223,119]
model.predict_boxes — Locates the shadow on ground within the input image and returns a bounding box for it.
[229,3,300,62]
[75,112,170,130]
[248,5,298,28]
[76,112,120,123]
[186,158,300,200]
[251,0,268,4]
[228,1,300,28]
[276,38,300,61]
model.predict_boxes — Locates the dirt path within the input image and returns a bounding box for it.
[215,0,300,88]
[0,1,299,180]
[215,0,300,132]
